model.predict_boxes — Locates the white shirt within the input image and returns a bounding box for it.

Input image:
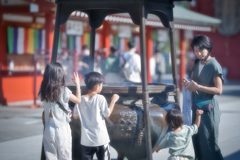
[73,94,110,146]
[120,51,141,82]
[150,57,156,77]
[198,62,205,76]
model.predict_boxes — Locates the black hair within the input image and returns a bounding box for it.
[84,72,104,90]
[191,35,213,61]
[110,46,118,54]
[38,62,65,102]
[128,40,135,49]
[165,109,184,129]
[82,45,89,50]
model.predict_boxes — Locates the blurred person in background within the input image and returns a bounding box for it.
[150,55,157,83]
[186,52,196,79]
[100,46,122,83]
[120,40,141,83]
[58,51,72,83]
[154,48,166,82]
[79,45,90,78]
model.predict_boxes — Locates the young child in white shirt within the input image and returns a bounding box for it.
[73,71,119,160]
[155,109,204,160]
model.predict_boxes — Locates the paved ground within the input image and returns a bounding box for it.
[0,75,239,160]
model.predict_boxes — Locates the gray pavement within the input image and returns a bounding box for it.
[0,76,239,160]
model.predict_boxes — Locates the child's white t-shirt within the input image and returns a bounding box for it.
[159,124,198,160]
[73,94,110,146]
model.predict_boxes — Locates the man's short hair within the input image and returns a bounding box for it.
[128,40,135,49]
[165,109,184,129]
[110,46,118,53]
[84,72,104,90]
[82,45,89,51]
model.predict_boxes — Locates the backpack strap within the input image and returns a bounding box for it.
[122,54,134,67]
[56,101,69,115]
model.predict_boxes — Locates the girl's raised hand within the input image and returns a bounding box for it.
[72,72,80,86]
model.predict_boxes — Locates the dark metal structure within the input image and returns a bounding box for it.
[51,0,191,159]
[68,83,179,160]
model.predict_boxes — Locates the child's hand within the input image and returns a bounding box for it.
[72,72,80,86]
[196,109,204,115]
[154,146,161,153]
[111,94,119,103]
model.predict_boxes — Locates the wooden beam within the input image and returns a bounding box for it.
[1,5,54,15]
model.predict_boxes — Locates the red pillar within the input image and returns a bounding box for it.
[0,7,7,69]
[146,26,152,83]
[102,21,110,57]
[45,11,54,61]
[0,7,7,104]
[179,29,186,91]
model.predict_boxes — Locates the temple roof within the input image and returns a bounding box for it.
[173,5,221,25]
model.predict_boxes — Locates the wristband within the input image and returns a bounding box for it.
[76,90,81,93]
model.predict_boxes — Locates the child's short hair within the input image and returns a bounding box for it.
[84,72,104,90]
[165,109,184,129]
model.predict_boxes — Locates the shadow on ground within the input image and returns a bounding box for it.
[224,150,240,160]
[222,90,240,97]
[220,110,240,114]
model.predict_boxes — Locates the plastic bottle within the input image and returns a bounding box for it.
[9,59,14,71]
[36,62,40,70]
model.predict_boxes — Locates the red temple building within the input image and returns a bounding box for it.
[190,0,240,80]
[0,0,225,105]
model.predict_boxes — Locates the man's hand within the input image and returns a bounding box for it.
[186,80,200,92]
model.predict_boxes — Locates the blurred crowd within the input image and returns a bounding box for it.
[57,40,167,84]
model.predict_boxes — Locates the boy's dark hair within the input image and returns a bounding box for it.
[165,109,184,129]
[38,62,65,102]
[84,72,104,90]
[191,35,213,53]
[128,40,135,49]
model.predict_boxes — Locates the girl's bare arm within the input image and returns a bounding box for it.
[69,72,81,104]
